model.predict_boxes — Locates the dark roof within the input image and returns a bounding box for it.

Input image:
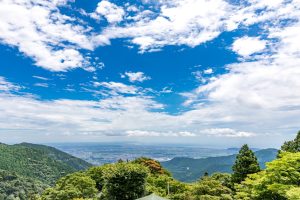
[136,193,168,200]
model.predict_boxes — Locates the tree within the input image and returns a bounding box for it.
[86,165,106,191]
[133,157,171,176]
[281,130,300,153]
[211,173,232,189]
[41,172,97,200]
[190,176,233,200]
[0,170,46,200]
[146,174,188,199]
[102,163,148,200]
[235,152,300,200]
[231,144,260,184]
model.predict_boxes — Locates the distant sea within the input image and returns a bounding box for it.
[50,143,241,165]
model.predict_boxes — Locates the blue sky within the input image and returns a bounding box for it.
[0,0,300,147]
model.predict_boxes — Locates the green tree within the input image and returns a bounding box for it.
[235,152,300,200]
[281,130,300,153]
[0,170,46,200]
[231,144,260,184]
[86,165,106,191]
[146,174,188,199]
[211,173,232,189]
[102,163,148,200]
[190,176,232,200]
[41,172,97,200]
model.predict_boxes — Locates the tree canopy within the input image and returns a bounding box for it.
[231,144,260,184]
[281,130,300,153]
[235,152,300,200]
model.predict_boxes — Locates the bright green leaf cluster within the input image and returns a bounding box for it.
[235,152,300,199]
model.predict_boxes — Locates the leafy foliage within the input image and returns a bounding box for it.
[231,144,260,184]
[41,172,97,200]
[0,170,46,200]
[211,173,232,189]
[146,174,188,199]
[281,130,300,153]
[101,162,148,200]
[86,165,106,191]
[189,176,233,200]
[235,152,300,199]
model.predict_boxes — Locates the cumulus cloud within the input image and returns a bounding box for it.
[203,68,213,75]
[98,0,235,52]
[0,79,292,144]
[232,37,267,57]
[0,93,170,137]
[1,0,298,71]
[1,0,300,145]
[180,0,300,137]
[94,0,125,23]
[121,72,151,83]
[94,0,296,52]
[0,0,94,71]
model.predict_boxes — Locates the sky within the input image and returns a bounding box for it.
[0,0,300,147]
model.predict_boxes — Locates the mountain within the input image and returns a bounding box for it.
[0,142,92,185]
[161,148,278,182]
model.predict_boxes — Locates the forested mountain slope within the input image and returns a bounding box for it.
[162,148,278,182]
[0,143,92,185]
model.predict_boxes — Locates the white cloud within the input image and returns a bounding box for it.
[99,0,235,52]
[0,93,169,137]
[125,130,196,137]
[160,87,173,94]
[122,71,151,83]
[1,0,300,145]
[0,0,94,71]
[34,83,49,88]
[92,0,300,54]
[232,37,267,57]
[203,68,213,75]
[202,128,256,138]
[32,76,49,81]
[0,77,20,92]
[180,0,300,137]
[0,85,293,145]
[93,81,139,95]
[192,71,206,83]
[1,0,298,71]
[94,0,125,23]
[1,0,299,72]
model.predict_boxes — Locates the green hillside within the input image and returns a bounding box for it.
[0,143,92,185]
[162,148,278,182]
[0,170,47,200]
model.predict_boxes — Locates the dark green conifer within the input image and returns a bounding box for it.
[231,144,260,184]
[281,130,300,153]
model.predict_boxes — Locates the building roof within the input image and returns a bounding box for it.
[136,193,168,200]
